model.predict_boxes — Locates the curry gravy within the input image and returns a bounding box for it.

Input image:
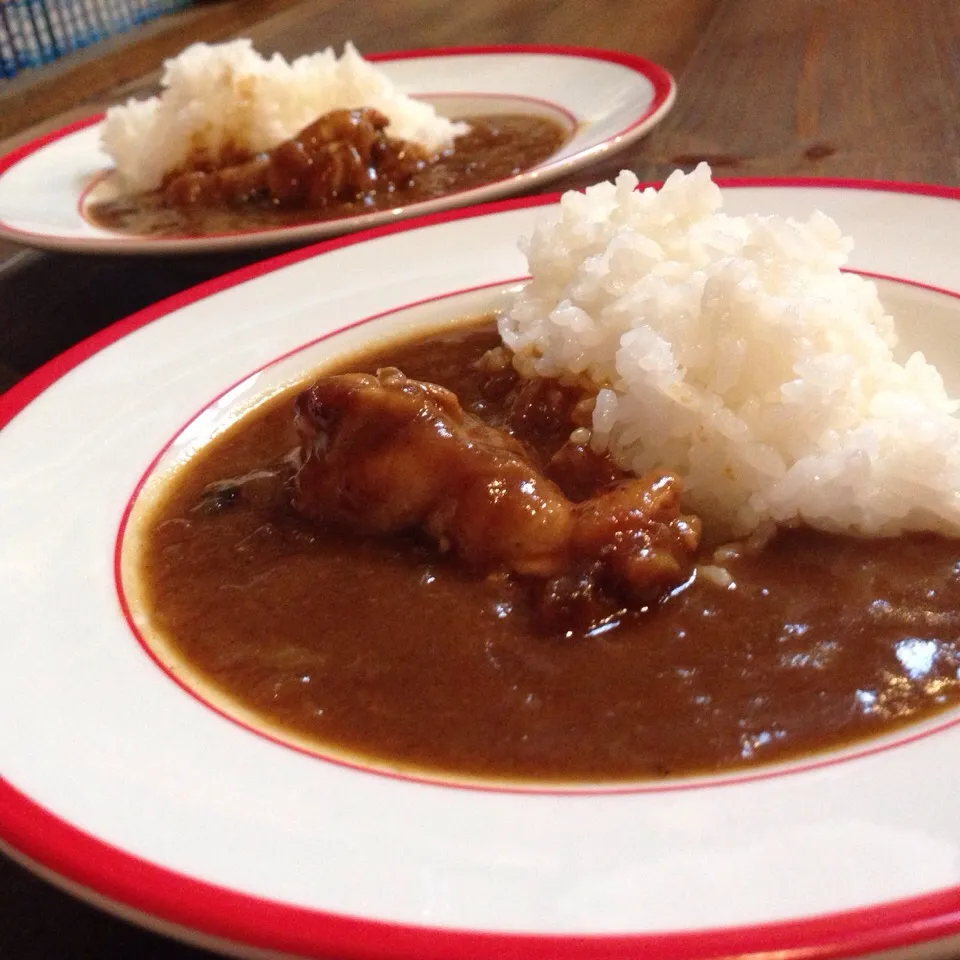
[88,114,567,238]
[136,320,960,783]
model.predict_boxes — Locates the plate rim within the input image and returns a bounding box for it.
[0,43,676,255]
[3,178,960,960]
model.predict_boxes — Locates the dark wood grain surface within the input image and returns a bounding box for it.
[1,0,959,956]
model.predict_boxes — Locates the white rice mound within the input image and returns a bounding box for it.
[501,163,960,537]
[101,39,468,193]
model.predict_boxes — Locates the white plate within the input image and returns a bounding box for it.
[3,181,960,960]
[0,44,674,255]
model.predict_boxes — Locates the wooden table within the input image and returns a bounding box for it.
[1,0,958,955]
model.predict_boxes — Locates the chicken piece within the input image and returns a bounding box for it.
[293,369,702,608]
[503,377,586,450]
[163,108,430,209]
[479,366,624,501]
[294,368,573,576]
[545,439,628,502]
[262,107,427,207]
[572,476,701,595]
[163,157,270,207]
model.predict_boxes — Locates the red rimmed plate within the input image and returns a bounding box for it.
[0,45,674,255]
[2,180,960,960]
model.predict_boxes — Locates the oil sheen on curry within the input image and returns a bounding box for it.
[88,110,567,237]
[136,317,960,784]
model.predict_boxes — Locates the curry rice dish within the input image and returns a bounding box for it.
[90,40,567,237]
[89,111,567,238]
[131,167,960,784]
[137,321,960,783]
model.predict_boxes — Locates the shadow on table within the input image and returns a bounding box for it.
[2,854,218,958]
[0,244,297,389]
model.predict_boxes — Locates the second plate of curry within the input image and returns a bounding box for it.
[0,45,674,254]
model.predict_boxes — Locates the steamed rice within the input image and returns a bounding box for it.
[101,40,467,193]
[501,163,960,537]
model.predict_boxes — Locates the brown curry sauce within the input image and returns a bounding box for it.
[136,319,960,783]
[87,114,568,238]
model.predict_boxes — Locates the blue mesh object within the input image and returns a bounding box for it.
[0,0,193,77]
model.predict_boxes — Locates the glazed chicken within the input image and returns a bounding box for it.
[293,368,701,612]
[163,108,430,209]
